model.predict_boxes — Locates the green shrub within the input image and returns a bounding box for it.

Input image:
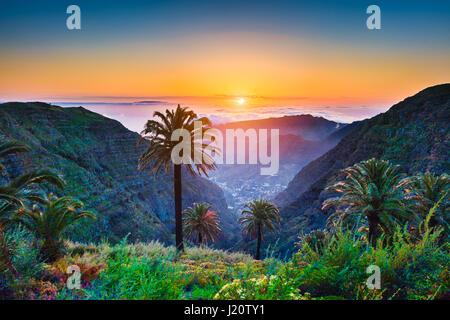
[7,227,45,279]
[214,275,306,300]
[281,226,449,300]
[82,241,184,300]
[0,226,47,300]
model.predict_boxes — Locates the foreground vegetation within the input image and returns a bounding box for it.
[1,223,448,300]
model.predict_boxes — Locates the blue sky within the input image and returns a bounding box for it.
[1,0,449,49]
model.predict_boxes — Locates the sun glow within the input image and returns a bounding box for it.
[237,98,245,105]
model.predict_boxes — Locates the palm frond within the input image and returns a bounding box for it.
[138,105,219,177]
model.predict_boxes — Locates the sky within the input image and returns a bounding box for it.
[0,0,449,131]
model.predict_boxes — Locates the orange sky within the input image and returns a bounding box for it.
[1,31,449,110]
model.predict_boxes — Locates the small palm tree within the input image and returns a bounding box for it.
[0,169,66,220]
[239,199,280,260]
[183,203,221,245]
[406,172,449,236]
[0,139,65,220]
[0,138,65,274]
[138,105,218,251]
[322,158,409,247]
[1,139,31,216]
[14,193,95,262]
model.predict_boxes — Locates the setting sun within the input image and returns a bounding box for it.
[237,98,245,105]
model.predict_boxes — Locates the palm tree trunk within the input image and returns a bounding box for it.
[256,224,262,260]
[368,214,380,247]
[198,232,202,246]
[41,238,62,263]
[174,164,184,252]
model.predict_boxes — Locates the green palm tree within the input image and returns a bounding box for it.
[0,139,65,274]
[183,203,221,245]
[138,105,218,251]
[0,169,66,220]
[0,139,65,218]
[322,158,409,247]
[1,139,28,221]
[239,199,280,260]
[406,172,449,237]
[14,193,95,262]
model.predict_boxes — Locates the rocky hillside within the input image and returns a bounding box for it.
[274,84,450,255]
[0,102,239,247]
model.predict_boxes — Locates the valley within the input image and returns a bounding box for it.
[209,116,346,213]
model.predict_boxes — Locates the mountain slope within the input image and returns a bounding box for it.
[0,102,238,246]
[274,84,450,254]
[274,122,359,207]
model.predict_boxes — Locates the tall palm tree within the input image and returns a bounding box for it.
[14,193,95,262]
[406,172,449,236]
[138,105,218,251]
[183,203,221,245]
[322,158,409,247]
[239,199,280,260]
